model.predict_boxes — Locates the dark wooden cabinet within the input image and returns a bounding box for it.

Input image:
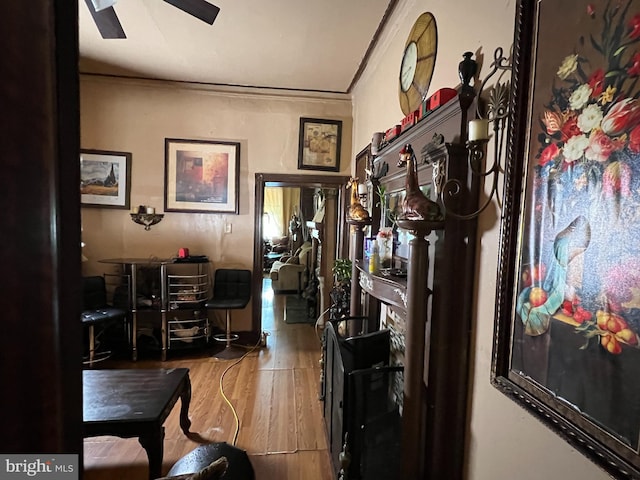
[347,94,479,479]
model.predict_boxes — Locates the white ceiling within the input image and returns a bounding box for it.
[78,0,396,93]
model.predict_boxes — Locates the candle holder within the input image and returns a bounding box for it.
[131,212,164,230]
[436,47,512,220]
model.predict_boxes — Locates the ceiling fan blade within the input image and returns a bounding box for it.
[84,0,126,39]
[163,0,220,25]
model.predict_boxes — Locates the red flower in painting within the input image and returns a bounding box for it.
[629,13,640,39]
[560,116,581,141]
[601,98,640,135]
[587,4,595,18]
[585,130,624,163]
[629,125,640,153]
[539,143,560,166]
[628,51,640,76]
[588,69,605,97]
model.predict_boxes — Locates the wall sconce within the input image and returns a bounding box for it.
[437,47,512,220]
[130,205,164,230]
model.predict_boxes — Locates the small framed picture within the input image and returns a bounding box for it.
[164,138,240,214]
[80,149,131,209]
[297,117,342,172]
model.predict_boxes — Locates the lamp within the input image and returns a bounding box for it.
[436,47,512,220]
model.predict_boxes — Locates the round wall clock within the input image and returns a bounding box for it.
[398,12,438,116]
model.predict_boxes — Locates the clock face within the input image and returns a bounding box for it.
[398,12,438,116]
[400,42,418,92]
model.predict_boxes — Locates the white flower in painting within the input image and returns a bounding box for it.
[577,103,603,133]
[569,84,593,111]
[563,134,589,162]
[557,54,579,80]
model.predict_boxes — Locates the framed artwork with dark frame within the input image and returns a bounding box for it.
[164,138,240,214]
[297,117,342,172]
[493,1,640,477]
[80,149,131,209]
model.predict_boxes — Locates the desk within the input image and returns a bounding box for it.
[83,368,191,480]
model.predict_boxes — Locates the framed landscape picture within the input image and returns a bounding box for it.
[493,1,640,477]
[164,138,240,214]
[80,149,131,209]
[297,117,342,172]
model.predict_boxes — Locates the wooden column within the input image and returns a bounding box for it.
[398,219,443,480]
[347,218,371,335]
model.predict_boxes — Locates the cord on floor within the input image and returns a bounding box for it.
[218,334,265,446]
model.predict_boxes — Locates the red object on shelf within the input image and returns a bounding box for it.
[401,109,420,133]
[384,125,401,143]
[428,88,458,111]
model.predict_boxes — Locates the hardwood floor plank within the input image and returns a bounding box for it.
[267,370,297,453]
[236,369,274,454]
[249,450,334,480]
[294,367,328,451]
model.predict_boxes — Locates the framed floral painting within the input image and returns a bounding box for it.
[493,1,640,477]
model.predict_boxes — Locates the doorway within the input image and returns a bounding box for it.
[252,173,350,335]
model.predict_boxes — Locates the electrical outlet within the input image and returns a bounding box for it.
[224,223,232,234]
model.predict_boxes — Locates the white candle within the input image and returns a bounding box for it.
[146,207,155,214]
[358,183,368,195]
[468,119,490,141]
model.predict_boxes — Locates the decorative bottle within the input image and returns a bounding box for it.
[369,241,380,274]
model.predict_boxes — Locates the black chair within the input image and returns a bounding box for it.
[206,269,252,359]
[81,276,127,366]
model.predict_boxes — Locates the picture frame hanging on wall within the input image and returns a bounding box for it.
[297,117,342,172]
[492,1,640,478]
[80,149,131,209]
[164,138,240,214]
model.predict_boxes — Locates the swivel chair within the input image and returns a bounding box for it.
[206,269,252,359]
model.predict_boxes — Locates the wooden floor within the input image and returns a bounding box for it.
[83,280,334,480]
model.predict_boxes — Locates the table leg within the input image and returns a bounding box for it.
[131,264,138,361]
[179,375,192,434]
[161,263,168,361]
[139,426,164,480]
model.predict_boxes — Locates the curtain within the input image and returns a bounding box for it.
[263,187,301,240]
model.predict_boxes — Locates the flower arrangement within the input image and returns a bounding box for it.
[517,1,640,355]
[535,1,640,195]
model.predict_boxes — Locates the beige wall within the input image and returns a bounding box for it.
[80,77,352,331]
[351,0,611,479]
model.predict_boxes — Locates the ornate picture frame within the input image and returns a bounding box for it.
[164,138,240,214]
[80,149,131,209]
[297,117,342,172]
[493,1,640,477]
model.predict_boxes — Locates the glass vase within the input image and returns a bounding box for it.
[377,227,394,269]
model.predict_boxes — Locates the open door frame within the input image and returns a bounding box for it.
[252,173,350,337]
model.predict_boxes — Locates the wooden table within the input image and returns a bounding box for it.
[83,368,192,479]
